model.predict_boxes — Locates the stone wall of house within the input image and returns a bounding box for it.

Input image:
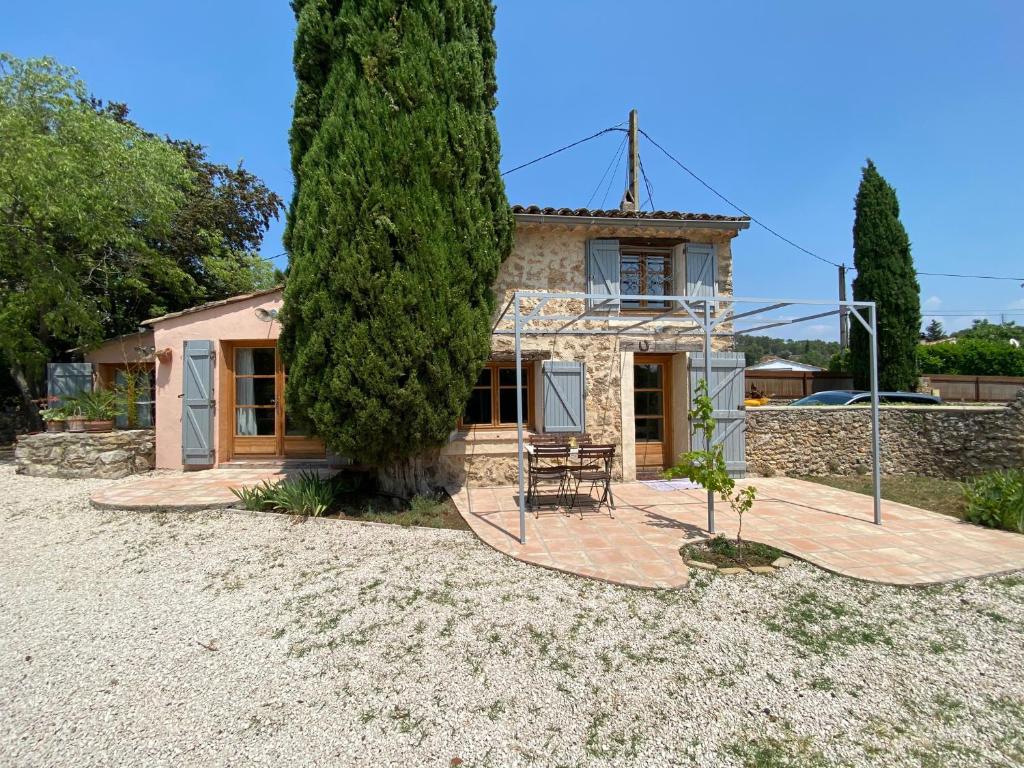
[745,390,1024,478]
[437,222,743,488]
[15,430,156,479]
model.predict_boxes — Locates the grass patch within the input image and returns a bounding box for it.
[800,475,967,519]
[766,590,893,655]
[681,535,786,568]
[726,734,828,768]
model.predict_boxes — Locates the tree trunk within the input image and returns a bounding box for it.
[375,448,443,499]
[9,365,42,432]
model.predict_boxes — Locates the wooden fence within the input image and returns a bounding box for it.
[919,374,1024,402]
[745,370,1024,402]
[744,370,853,399]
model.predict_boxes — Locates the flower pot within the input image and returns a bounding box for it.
[83,419,115,433]
[45,420,67,433]
[66,417,86,433]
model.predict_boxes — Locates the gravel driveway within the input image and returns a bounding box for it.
[1,464,1022,767]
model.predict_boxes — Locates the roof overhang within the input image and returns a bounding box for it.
[513,212,750,232]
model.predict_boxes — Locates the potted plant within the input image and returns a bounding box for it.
[40,406,68,433]
[73,389,121,432]
[63,397,86,433]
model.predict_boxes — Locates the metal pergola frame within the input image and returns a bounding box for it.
[493,291,882,545]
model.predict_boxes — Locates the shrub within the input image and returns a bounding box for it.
[918,339,1024,377]
[66,388,120,420]
[962,470,1024,533]
[231,471,340,517]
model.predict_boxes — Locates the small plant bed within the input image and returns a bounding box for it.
[681,535,793,574]
[231,471,469,531]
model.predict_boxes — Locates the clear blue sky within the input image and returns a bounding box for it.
[6,1,1023,338]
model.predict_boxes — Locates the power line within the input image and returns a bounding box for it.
[917,271,1024,283]
[638,128,843,268]
[638,153,656,211]
[586,133,628,209]
[501,125,626,177]
[599,137,629,210]
[921,309,1024,317]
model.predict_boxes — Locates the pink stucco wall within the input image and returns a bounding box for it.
[149,289,282,469]
[83,330,154,365]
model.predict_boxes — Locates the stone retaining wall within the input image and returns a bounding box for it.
[15,430,155,479]
[745,390,1024,478]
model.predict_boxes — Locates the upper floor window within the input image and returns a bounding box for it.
[620,247,672,309]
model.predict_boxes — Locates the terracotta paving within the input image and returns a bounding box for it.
[89,468,333,511]
[448,478,1024,589]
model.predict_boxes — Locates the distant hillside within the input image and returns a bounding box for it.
[735,335,841,369]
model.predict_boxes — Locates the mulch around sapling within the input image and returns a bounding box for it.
[681,535,787,568]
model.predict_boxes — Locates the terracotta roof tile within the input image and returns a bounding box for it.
[511,204,749,223]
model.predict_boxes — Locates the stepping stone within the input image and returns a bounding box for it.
[772,557,795,569]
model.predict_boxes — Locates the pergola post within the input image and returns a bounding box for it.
[868,303,882,525]
[514,293,527,544]
[703,298,715,533]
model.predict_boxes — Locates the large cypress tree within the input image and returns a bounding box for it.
[849,160,921,391]
[280,1,513,482]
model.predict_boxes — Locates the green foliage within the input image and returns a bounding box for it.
[849,160,921,391]
[279,1,513,468]
[953,319,1022,343]
[827,348,850,373]
[0,54,280,398]
[39,406,68,422]
[962,470,1024,534]
[65,389,120,420]
[231,471,341,517]
[736,335,840,369]
[924,319,945,342]
[917,338,1024,376]
[112,369,150,428]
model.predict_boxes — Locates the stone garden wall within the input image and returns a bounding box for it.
[15,430,155,479]
[745,390,1024,479]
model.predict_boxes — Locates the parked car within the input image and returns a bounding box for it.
[789,390,943,406]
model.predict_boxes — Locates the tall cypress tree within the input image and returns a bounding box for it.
[849,160,921,390]
[280,1,513,481]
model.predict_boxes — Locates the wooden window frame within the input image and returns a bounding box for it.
[459,361,533,430]
[619,246,674,310]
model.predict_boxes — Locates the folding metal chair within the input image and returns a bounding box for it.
[568,444,616,518]
[526,444,571,517]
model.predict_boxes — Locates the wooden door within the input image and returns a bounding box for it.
[634,355,672,476]
[228,342,325,459]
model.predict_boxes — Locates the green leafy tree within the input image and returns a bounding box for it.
[0,55,281,413]
[280,0,513,485]
[849,160,921,390]
[923,318,945,342]
[0,55,190,404]
[953,319,1021,343]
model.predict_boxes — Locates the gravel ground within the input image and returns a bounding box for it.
[1,464,1023,768]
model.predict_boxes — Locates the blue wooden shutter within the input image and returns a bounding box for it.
[542,361,585,433]
[688,352,746,477]
[47,362,94,406]
[586,239,620,310]
[182,340,215,466]
[685,243,716,298]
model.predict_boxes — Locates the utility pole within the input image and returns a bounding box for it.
[838,264,849,350]
[620,108,640,212]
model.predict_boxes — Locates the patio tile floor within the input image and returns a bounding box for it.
[90,468,333,511]
[448,477,1024,589]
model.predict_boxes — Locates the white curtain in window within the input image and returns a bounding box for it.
[236,349,257,436]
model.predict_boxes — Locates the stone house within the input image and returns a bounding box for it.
[68,205,749,479]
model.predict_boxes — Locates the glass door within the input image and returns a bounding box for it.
[233,346,279,456]
[634,355,672,475]
[231,344,326,459]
